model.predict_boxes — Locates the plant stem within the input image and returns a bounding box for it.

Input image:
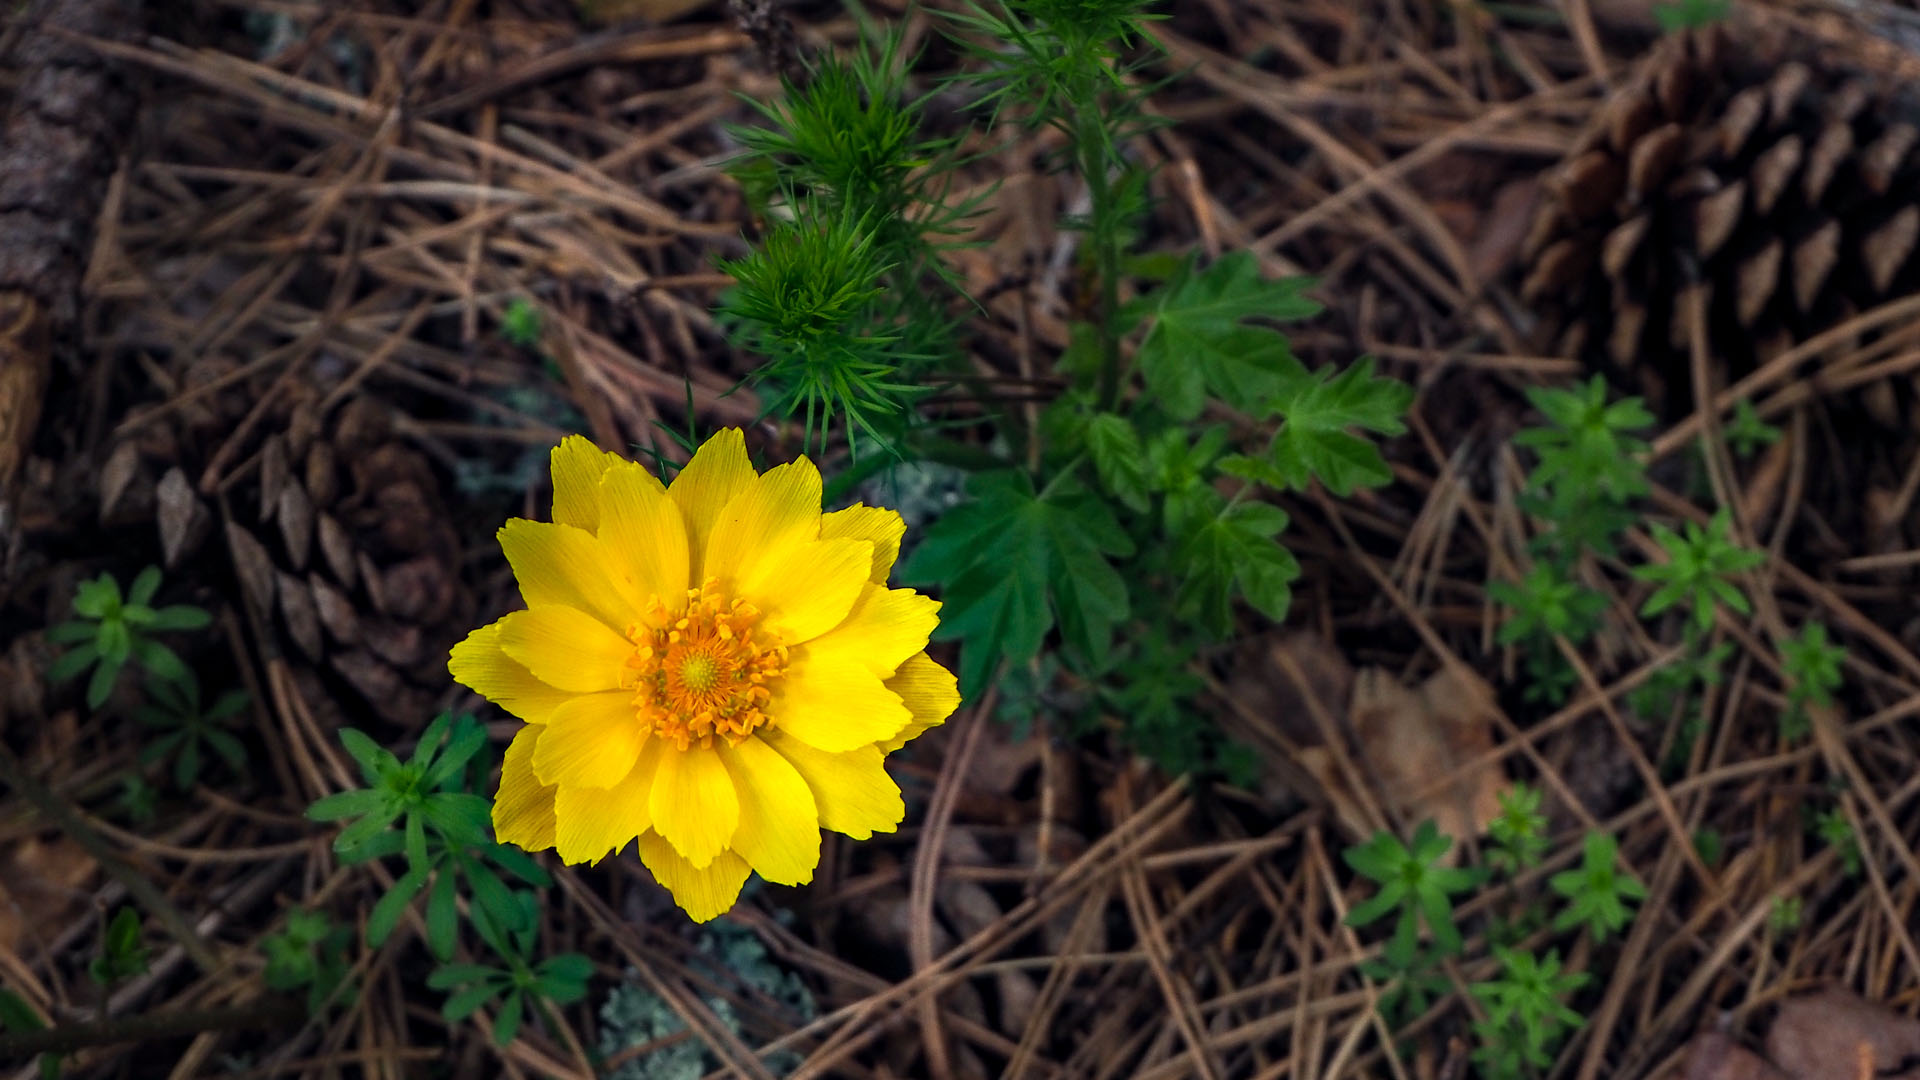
[1081,104,1126,413]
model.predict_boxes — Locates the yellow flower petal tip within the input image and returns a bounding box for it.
[451,431,960,922]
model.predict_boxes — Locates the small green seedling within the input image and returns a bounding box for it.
[1813,806,1861,876]
[138,676,250,790]
[263,909,352,1012]
[1634,509,1764,635]
[47,568,210,708]
[307,714,550,957]
[1470,948,1588,1080]
[427,891,591,1047]
[1778,621,1845,741]
[500,297,543,349]
[1492,562,1607,647]
[1724,399,1780,459]
[1487,783,1549,876]
[1343,820,1487,967]
[89,907,150,985]
[1549,832,1645,942]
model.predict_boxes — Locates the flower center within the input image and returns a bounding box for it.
[624,578,788,751]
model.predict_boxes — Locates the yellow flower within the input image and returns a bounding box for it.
[449,430,959,921]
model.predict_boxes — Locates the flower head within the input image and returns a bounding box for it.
[450,430,959,920]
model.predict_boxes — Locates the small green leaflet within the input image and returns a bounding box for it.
[1084,413,1150,512]
[1176,499,1299,635]
[901,469,1134,696]
[1131,251,1321,420]
[1227,356,1412,497]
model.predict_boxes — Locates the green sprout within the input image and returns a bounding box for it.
[1470,948,1588,1080]
[1343,820,1487,967]
[1813,806,1861,876]
[1778,621,1845,741]
[88,907,150,985]
[427,891,592,1047]
[1724,399,1780,458]
[500,297,543,349]
[137,676,250,790]
[1549,832,1645,942]
[263,909,352,1012]
[1492,562,1607,647]
[1634,509,1764,635]
[1488,783,1549,876]
[306,714,550,956]
[47,567,211,709]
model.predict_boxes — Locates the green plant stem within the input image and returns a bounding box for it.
[1080,108,1127,412]
[0,996,304,1058]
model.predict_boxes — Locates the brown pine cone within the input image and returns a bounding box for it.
[230,392,472,726]
[1521,25,1920,423]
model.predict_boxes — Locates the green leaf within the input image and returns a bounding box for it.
[1084,413,1151,512]
[127,567,163,607]
[0,988,44,1033]
[423,716,487,790]
[485,843,551,888]
[47,642,100,685]
[426,871,459,962]
[426,963,500,989]
[534,953,593,1004]
[86,655,122,709]
[46,621,97,645]
[73,574,121,619]
[145,605,212,632]
[205,689,250,721]
[1174,500,1299,635]
[307,789,386,821]
[440,982,501,1023]
[129,638,190,687]
[1262,357,1412,496]
[905,470,1133,695]
[337,728,397,784]
[493,989,525,1046]
[367,868,429,947]
[1132,252,1322,420]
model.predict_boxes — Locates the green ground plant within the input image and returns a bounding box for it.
[47,567,210,709]
[306,714,587,1042]
[714,0,1412,774]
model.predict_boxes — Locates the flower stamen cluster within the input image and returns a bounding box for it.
[627,580,789,751]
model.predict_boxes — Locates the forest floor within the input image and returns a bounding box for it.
[3,0,1920,1078]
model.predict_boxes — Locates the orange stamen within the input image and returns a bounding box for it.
[621,578,787,751]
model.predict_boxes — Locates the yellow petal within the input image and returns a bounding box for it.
[531,691,645,788]
[498,519,645,633]
[496,607,632,693]
[448,622,572,723]
[553,738,662,864]
[597,461,690,616]
[648,746,738,869]
[743,538,871,644]
[879,652,960,752]
[762,729,904,840]
[551,435,633,534]
[820,505,906,583]
[667,428,757,579]
[703,458,823,589]
[637,831,750,923]
[771,651,909,752]
[716,737,819,885]
[493,725,557,851]
[804,584,939,677]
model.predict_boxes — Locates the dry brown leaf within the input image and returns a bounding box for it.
[1347,666,1509,845]
[1684,1032,1789,1080]
[1764,989,1920,1080]
[0,836,98,955]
